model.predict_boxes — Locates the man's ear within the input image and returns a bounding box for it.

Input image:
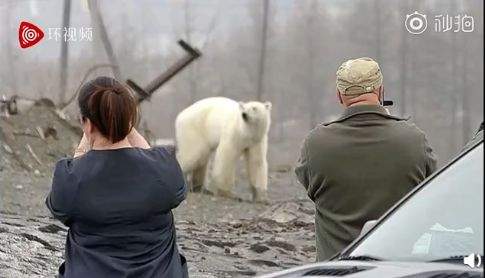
[264,101,272,110]
[337,90,343,104]
[378,85,384,102]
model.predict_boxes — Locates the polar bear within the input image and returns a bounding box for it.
[175,97,271,202]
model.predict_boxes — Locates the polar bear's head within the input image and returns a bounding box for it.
[239,101,271,127]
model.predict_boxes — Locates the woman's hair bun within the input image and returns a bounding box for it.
[78,76,138,143]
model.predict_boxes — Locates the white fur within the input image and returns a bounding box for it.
[175,97,271,202]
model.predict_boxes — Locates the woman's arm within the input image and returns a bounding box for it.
[167,156,188,209]
[127,128,151,149]
[46,159,78,226]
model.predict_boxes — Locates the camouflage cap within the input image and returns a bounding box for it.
[336,57,383,96]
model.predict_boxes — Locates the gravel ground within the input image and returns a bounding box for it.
[0,102,317,277]
[0,169,317,277]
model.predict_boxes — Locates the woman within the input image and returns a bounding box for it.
[46,76,188,278]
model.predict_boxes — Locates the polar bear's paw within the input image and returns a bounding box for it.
[216,189,234,199]
[214,189,246,202]
[190,183,204,193]
[251,189,269,204]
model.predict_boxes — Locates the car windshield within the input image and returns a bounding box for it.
[346,143,484,262]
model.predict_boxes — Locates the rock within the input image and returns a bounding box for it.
[0,214,64,278]
[38,224,65,234]
[259,202,312,223]
[301,245,316,253]
[201,239,237,248]
[265,239,296,252]
[0,211,316,277]
[250,243,270,253]
[271,164,292,173]
[0,100,81,176]
[248,259,280,267]
[1,100,83,214]
[3,144,13,154]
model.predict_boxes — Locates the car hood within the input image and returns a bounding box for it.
[257,260,483,278]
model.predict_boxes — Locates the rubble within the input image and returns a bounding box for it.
[0,201,315,278]
[1,98,82,215]
[0,98,81,175]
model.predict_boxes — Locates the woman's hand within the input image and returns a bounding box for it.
[74,133,90,158]
[127,128,151,149]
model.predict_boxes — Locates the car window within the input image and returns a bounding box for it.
[347,143,483,262]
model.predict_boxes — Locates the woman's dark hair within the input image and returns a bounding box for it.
[78,76,138,143]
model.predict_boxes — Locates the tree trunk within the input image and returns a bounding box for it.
[399,0,408,117]
[184,0,197,103]
[374,0,382,61]
[87,0,122,80]
[255,0,269,101]
[4,2,18,93]
[306,1,319,129]
[450,0,458,151]
[461,23,470,144]
[58,0,71,105]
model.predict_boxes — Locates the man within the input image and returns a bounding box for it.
[295,57,437,261]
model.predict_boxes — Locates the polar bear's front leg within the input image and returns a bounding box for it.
[211,140,238,198]
[192,161,208,192]
[245,136,269,203]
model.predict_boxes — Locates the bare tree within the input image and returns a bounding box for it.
[449,0,459,150]
[0,0,483,166]
[3,1,17,93]
[182,0,221,103]
[304,0,320,128]
[183,0,198,103]
[461,33,470,144]
[399,0,409,117]
[87,0,122,80]
[459,1,471,144]
[255,0,270,101]
[58,0,71,105]
[374,0,382,61]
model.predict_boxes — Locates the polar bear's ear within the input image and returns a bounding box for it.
[264,101,272,110]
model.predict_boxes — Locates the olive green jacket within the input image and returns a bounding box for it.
[295,105,437,261]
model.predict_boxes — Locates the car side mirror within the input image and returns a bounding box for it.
[360,220,378,236]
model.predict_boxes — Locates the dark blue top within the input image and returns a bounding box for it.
[46,147,188,278]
